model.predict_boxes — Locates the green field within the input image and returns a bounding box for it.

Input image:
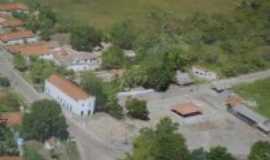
[235,78,270,118]
[33,0,241,29]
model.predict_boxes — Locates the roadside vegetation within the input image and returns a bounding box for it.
[234,78,270,118]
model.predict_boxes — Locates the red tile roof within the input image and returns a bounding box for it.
[48,74,90,101]
[0,112,22,126]
[0,3,28,11]
[171,102,202,117]
[0,157,22,160]
[0,19,24,28]
[0,30,34,42]
[7,42,50,56]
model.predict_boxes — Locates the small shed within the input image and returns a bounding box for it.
[171,102,202,117]
[176,71,193,86]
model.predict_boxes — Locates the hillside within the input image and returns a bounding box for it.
[29,0,241,29]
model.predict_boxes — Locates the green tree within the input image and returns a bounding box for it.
[80,72,107,109]
[102,46,126,69]
[30,59,56,84]
[248,141,270,160]
[105,96,124,119]
[14,54,28,72]
[143,62,175,91]
[22,99,69,142]
[207,146,236,160]
[0,124,19,156]
[124,117,190,160]
[110,21,136,49]
[126,98,149,120]
[71,25,102,52]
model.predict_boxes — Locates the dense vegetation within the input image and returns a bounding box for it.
[21,0,239,29]
[22,100,69,142]
[0,91,21,112]
[0,124,19,156]
[235,78,270,118]
[126,98,149,120]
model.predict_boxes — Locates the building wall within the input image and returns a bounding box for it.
[25,36,39,43]
[5,39,24,45]
[44,80,95,116]
[67,63,100,72]
[192,67,217,81]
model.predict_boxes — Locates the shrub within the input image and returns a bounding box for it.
[126,98,149,120]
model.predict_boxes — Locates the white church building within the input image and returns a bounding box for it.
[45,74,96,117]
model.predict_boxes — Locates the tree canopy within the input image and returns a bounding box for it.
[22,99,69,142]
[249,141,270,160]
[126,98,149,120]
[124,117,190,160]
[71,25,102,52]
[102,46,126,69]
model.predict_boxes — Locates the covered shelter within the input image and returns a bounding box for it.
[171,102,202,117]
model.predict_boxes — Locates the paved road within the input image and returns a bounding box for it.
[67,117,123,160]
[0,49,42,104]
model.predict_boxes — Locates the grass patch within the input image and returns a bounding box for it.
[234,78,270,118]
[20,0,240,30]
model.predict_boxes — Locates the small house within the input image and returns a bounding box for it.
[192,66,218,81]
[0,112,22,126]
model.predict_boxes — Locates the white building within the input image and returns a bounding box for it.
[45,74,96,117]
[43,46,102,72]
[192,66,218,81]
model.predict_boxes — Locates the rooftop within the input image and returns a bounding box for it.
[48,74,91,101]
[171,102,202,117]
[0,3,28,11]
[0,30,34,42]
[51,46,101,65]
[7,42,50,56]
[0,18,24,28]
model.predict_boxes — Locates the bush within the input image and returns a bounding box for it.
[0,77,10,87]
[102,46,126,69]
[105,97,124,119]
[126,98,149,120]
[13,54,28,72]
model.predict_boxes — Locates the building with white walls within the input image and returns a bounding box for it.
[45,74,96,117]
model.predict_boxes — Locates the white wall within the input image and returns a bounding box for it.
[26,36,39,43]
[44,80,96,117]
[5,39,24,45]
